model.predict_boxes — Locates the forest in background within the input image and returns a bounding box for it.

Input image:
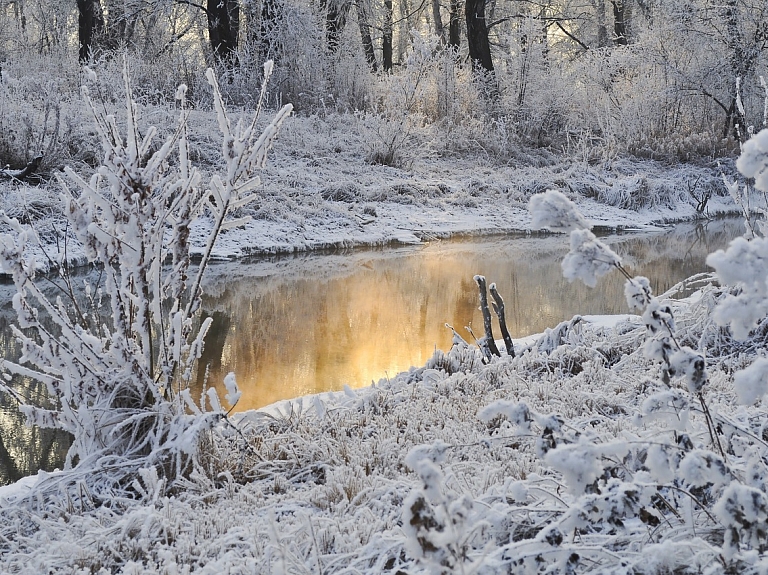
[0,0,767,175]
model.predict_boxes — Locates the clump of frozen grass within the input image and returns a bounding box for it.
[0,60,292,501]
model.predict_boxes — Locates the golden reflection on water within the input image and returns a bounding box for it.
[197,219,742,411]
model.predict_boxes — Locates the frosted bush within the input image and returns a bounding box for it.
[0,61,292,496]
[544,441,608,495]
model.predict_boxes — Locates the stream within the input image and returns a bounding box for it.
[0,217,746,485]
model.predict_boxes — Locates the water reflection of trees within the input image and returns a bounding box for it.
[0,311,71,487]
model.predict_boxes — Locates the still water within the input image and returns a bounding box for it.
[0,218,745,484]
[196,218,743,410]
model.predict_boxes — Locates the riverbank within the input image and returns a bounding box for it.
[0,108,741,269]
[167,148,742,259]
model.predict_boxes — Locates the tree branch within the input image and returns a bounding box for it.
[555,21,589,51]
[173,0,211,17]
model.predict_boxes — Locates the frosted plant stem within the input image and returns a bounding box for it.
[489,283,515,357]
[474,275,500,357]
[667,485,721,525]
[697,392,725,458]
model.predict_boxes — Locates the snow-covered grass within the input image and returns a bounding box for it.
[0,106,742,268]
[0,283,764,573]
[0,52,744,268]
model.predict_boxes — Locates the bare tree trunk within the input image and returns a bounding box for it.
[258,0,282,62]
[612,0,627,46]
[77,0,103,61]
[383,0,393,71]
[448,0,461,49]
[325,0,349,53]
[721,0,753,140]
[12,0,27,32]
[595,0,608,48]
[102,0,137,49]
[356,0,378,71]
[465,0,494,73]
[207,0,239,66]
[432,0,445,44]
[398,0,413,62]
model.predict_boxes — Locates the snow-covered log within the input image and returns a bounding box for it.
[0,154,42,182]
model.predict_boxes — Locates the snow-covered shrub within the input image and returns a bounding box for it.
[0,61,292,497]
[405,167,768,571]
[359,36,481,167]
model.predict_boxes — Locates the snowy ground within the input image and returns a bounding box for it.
[1,291,763,573]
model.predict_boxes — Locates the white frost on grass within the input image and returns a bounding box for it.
[0,278,766,573]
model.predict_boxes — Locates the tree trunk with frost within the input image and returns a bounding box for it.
[465,0,494,73]
[356,0,378,71]
[207,0,239,66]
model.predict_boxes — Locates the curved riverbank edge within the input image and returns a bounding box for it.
[5,192,741,278]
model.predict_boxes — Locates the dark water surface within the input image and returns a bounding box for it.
[0,218,745,485]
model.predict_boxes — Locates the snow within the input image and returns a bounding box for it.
[733,357,768,405]
[2,90,768,573]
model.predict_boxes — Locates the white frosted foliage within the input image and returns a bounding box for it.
[624,276,652,311]
[707,236,768,340]
[737,128,768,193]
[714,483,768,559]
[733,357,768,404]
[561,229,621,288]
[223,372,241,407]
[528,189,591,232]
[544,440,628,495]
[669,347,707,394]
[678,450,730,488]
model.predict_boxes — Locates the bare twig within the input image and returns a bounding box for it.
[474,275,500,357]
